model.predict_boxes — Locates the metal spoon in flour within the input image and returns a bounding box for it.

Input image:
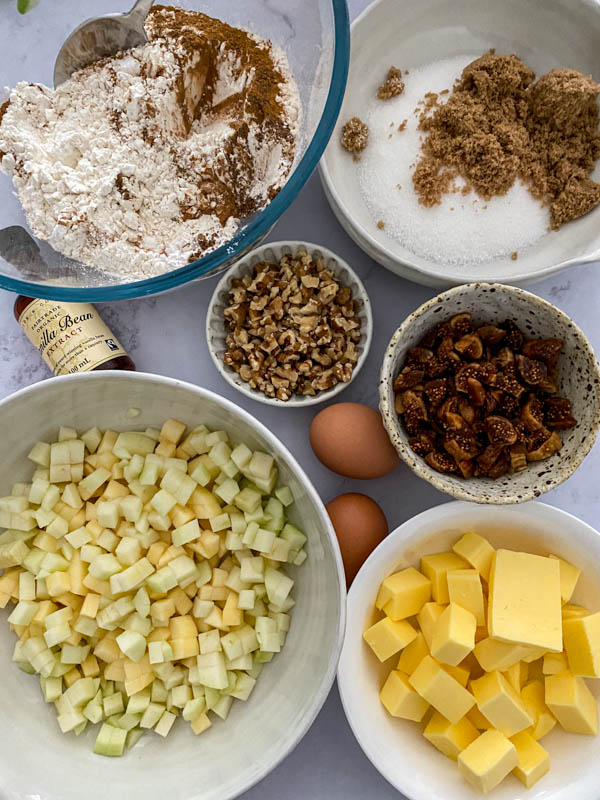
[53,0,155,87]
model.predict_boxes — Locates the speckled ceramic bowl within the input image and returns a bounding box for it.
[379,283,600,504]
[206,241,373,407]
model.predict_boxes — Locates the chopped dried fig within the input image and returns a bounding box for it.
[522,338,563,368]
[402,390,428,433]
[509,443,527,473]
[477,443,505,472]
[424,355,447,378]
[516,354,548,386]
[495,373,525,399]
[545,397,577,429]
[409,432,437,456]
[456,458,474,479]
[502,320,524,351]
[407,347,434,366]
[393,367,425,392]
[425,451,458,473]
[423,378,448,407]
[444,434,480,461]
[494,347,514,369]
[520,394,544,432]
[478,325,506,345]
[449,313,472,337]
[487,450,510,478]
[537,376,558,394]
[459,399,476,425]
[526,429,562,461]
[467,377,486,406]
[455,363,496,392]
[455,333,484,360]
[486,416,518,446]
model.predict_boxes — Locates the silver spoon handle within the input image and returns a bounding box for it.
[127,0,155,25]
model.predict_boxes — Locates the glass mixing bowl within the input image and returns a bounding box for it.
[0,0,349,300]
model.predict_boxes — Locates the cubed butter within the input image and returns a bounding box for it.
[562,603,590,620]
[548,554,581,604]
[408,655,475,723]
[417,602,446,649]
[421,552,468,603]
[447,569,485,626]
[563,612,600,677]
[397,631,429,675]
[375,567,431,621]
[457,729,517,794]
[461,652,484,681]
[504,660,528,694]
[488,550,562,652]
[380,669,430,721]
[474,637,530,672]
[471,670,533,737]
[467,705,494,731]
[363,617,417,662]
[542,651,568,676]
[443,663,470,687]
[453,532,495,582]
[520,645,550,663]
[431,603,476,666]
[510,730,550,789]
[521,680,556,740]
[545,670,598,735]
[423,710,479,761]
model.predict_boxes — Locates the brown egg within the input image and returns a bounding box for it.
[326,493,388,585]
[310,402,400,479]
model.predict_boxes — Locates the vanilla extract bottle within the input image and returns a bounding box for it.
[14,296,135,375]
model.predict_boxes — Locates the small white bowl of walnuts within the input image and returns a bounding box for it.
[206,241,373,407]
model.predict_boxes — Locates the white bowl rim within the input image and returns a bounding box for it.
[379,281,600,504]
[0,369,347,800]
[338,498,600,800]
[318,0,600,287]
[205,239,373,407]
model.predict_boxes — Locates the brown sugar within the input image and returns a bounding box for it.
[398,119,407,132]
[377,220,385,229]
[341,117,369,154]
[377,67,405,100]
[412,52,600,229]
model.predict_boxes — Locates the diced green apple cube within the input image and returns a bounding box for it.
[171,519,200,547]
[94,723,127,756]
[234,487,262,514]
[28,441,51,467]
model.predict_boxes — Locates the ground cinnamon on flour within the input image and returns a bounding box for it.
[413,52,600,229]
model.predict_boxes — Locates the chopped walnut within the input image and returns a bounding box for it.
[341,117,369,154]
[377,66,405,100]
[222,251,362,401]
[392,312,576,479]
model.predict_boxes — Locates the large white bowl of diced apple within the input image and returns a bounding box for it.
[0,371,345,800]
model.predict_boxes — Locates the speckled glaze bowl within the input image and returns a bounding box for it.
[206,241,373,407]
[379,283,600,504]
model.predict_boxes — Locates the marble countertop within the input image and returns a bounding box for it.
[1,1,600,798]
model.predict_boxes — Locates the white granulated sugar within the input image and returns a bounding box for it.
[358,55,549,266]
[0,10,300,280]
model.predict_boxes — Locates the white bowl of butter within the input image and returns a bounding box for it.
[338,500,600,800]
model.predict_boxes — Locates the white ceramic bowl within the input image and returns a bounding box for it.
[0,371,345,800]
[379,283,600,504]
[206,241,373,406]
[338,500,600,800]
[319,0,600,288]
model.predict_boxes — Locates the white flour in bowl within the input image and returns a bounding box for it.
[0,6,300,280]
